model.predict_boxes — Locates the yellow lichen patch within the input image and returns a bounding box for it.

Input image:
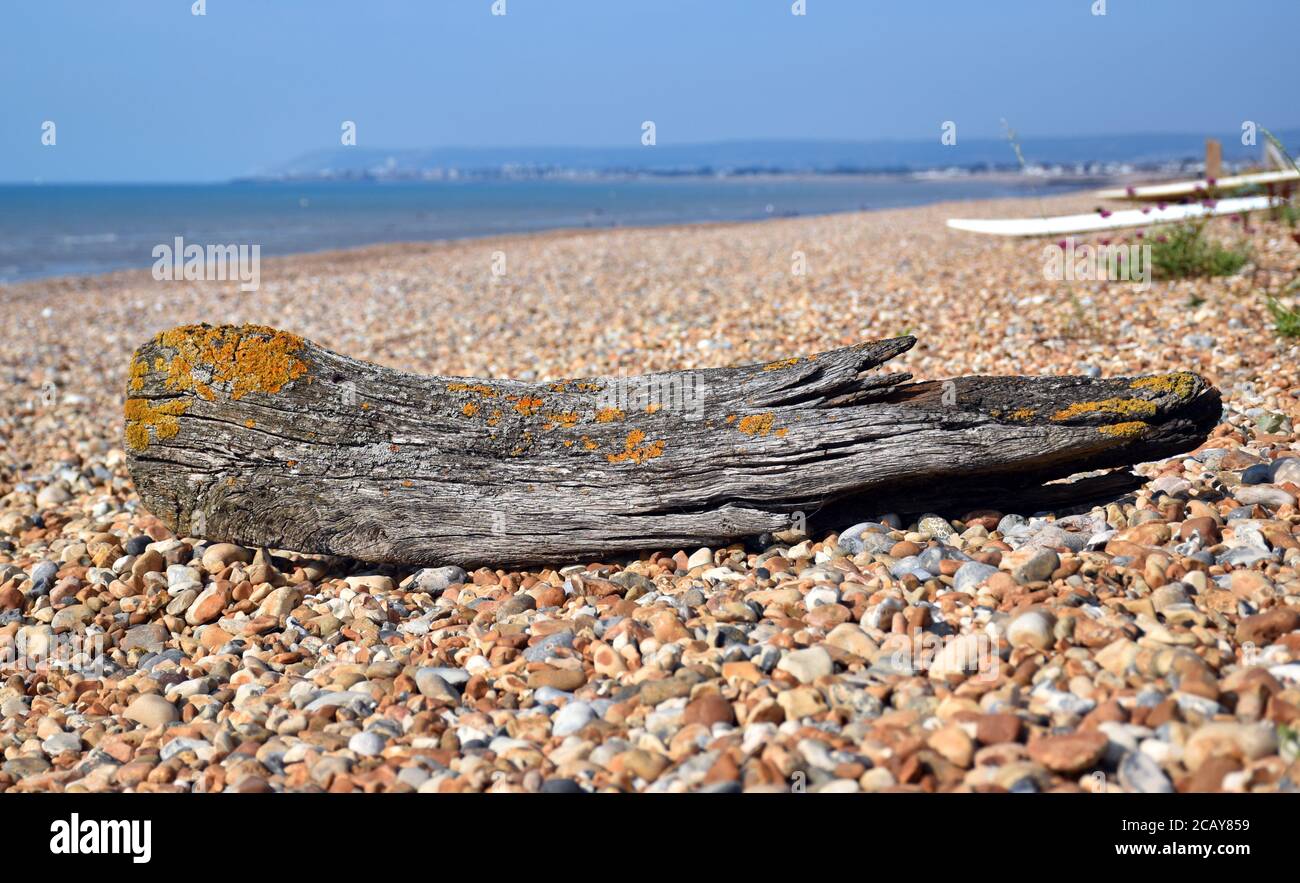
[549,381,570,393]
[244,419,256,428]
[123,397,189,450]
[607,429,666,465]
[575,381,602,393]
[1006,408,1037,421]
[645,403,661,415]
[447,382,498,397]
[128,357,149,392]
[774,427,788,438]
[462,402,479,418]
[595,407,625,423]
[1130,372,1198,399]
[562,439,575,448]
[763,357,800,372]
[512,395,544,416]
[1098,421,1149,439]
[1051,398,1157,422]
[581,436,599,451]
[156,324,307,402]
[737,413,776,436]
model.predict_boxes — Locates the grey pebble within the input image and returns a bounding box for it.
[1118,750,1173,793]
[552,701,594,737]
[523,631,574,662]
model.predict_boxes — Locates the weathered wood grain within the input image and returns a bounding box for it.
[124,324,1221,567]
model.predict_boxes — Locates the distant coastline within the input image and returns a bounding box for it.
[241,130,1300,184]
[0,173,1109,284]
[236,166,1138,185]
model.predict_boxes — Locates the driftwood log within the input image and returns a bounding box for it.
[124,324,1220,568]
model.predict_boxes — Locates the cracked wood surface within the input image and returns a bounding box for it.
[124,324,1222,567]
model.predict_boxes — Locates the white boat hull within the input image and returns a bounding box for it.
[946,195,1280,238]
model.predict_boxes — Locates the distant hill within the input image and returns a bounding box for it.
[250,130,1300,181]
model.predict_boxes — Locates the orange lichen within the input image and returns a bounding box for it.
[504,431,530,460]
[542,411,579,430]
[462,402,479,418]
[447,382,498,397]
[156,324,307,402]
[595,407,625,423]
[123,397,188,450]
[1051,398,1156,422]
[581,436,599,451]
[763,357,800,372]
[774,427,788,438]
[244,419,256,428]
[607,429,665,465]
[513,395,544,416]
[486,409,503,427]
[1005,408,1037,421]
[1098,421,1149,439]
[737,413,776,436]
[725,415,737,424]
[645,403,662,415]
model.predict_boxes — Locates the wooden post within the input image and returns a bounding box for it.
[1205,138,1222,182]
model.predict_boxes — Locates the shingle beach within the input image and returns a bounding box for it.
[3,192,1299,793]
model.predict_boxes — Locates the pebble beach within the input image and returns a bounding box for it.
[3,191,1300,793]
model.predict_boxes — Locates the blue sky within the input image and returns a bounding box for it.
[3,0,1297,182]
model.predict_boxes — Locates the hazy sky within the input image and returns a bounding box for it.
[4,0,1297,182]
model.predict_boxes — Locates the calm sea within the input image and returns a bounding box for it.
[0,177,1091,283]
